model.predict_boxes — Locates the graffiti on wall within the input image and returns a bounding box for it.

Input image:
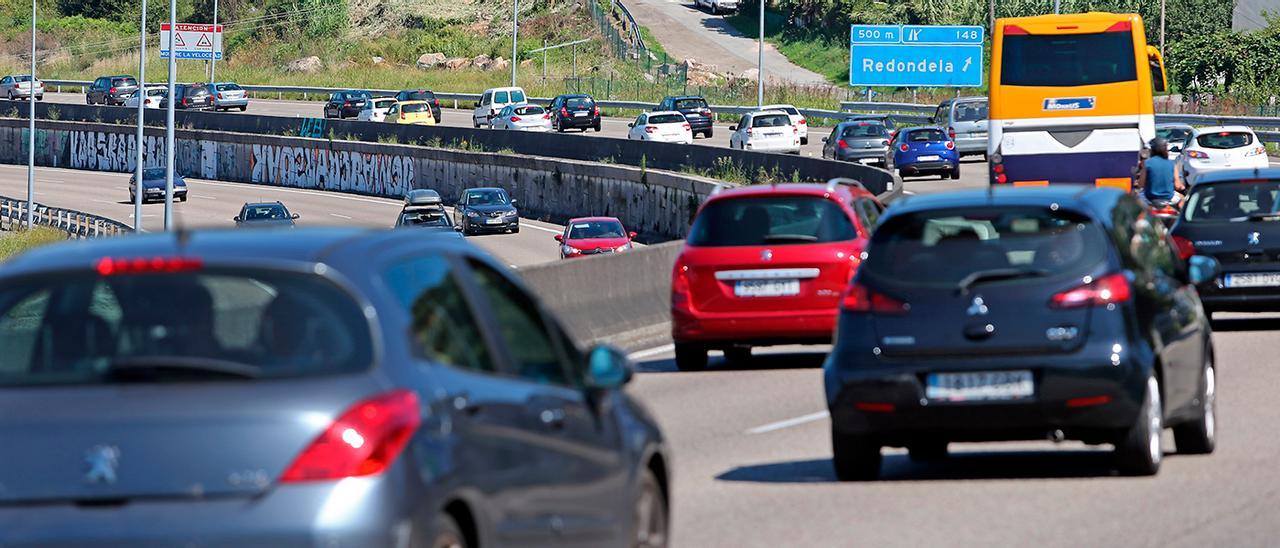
[249,145,414,197]
[68,131,166,173]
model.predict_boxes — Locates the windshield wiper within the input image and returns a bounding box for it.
[106,356,261,381]
[956,268,1050,295]
[762,234,818,243]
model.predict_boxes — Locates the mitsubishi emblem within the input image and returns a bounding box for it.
[761,249,773,262]
[1248,232,1261,246]
[84,445,120,485]
[966,295,989,316]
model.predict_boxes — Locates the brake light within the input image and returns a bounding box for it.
[841,281,907,313]
[798,119,806,125]
[793,126,798,134]
[1050,273,1131,309]
[645,126,656,133]
[701,108,711,116]
[217,93,223,99]
[899,143,909,152]
[945,141,955,150]
[996,174,1008,184]
[561,108,569,117]
[96,256,203,276]
[433,99,440,106]
[543,113,551,120]
[1172,235,1196,260]
[511,116,522,122]
[1003,24,1029,35]
[837,139,848,149]
[593,106,600,116]
[993,164,1005,174]
[747,127,753,136]
[672,262,691,307]
[181,98,190,106]
[1105,21,1132,33]
[280,389,421,482]
[682,123,691,130]
[947,127,956,139]
[401,112,406,120]
[109,87,117,94]
[1186,150,1209,159]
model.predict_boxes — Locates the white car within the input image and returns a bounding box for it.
[357,97,398,122]
[762,103,808,145]
[492,104,553,132]
[123,86,166,109]
[627,111,693,144]
[0,74,42,100]
[729,110,801,154]
[1178,126,1269,184]
[472,86,527,128]
[1155,123,1193,161]
[694,0,737,13]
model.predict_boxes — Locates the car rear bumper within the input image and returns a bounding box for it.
[900,160,957,174]
[745,141,801,153]
[996,150,1137,187]
[836,150,887,163]
[1198,281,1280,311]
[673,306,837,346]
[215,98,249,108]
[559,115,600,128]
[684,117,713,130]
[9,89,42,98]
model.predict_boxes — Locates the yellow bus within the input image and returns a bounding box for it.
[988,12,1168,189]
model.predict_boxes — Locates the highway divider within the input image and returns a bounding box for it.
[0,194,129,238]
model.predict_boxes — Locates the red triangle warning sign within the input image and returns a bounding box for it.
[196,33,212,48]
[172,33,186,47]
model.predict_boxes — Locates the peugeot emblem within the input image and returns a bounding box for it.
[966,295,989,316]
[1248,231,1261,246]
[761,249,773,262]
[84,445,120,485]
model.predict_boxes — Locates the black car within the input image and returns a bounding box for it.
[657,95,713,138]
[235,201,299,228]
[129,167,188,203]
[86,75,138,106]
[0,228,669,546]
[822,121,891,165]
[394,89,442,123]
[1171,168,1280,315]
[825,187,1221,480]
[453,187,519,235]
[160,84,214,110]
[324,90,372,119]
[549,94,601,132]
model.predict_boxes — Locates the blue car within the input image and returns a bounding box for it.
[886,126,961,180]
[129,167,188,203]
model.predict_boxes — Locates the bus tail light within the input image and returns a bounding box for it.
[1104,21,1132,33]
[1003,24,1029,35]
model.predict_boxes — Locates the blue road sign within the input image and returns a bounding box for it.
[849,24,984,88]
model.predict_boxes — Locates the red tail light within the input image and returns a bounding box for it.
[281,389,421,483]
[1004,24,1029,35]
[593,106,600,116]
[1104,21,1132,33]
[899,143,909,152]
[682,123,691,130]
[217,93,223,99]
[841,281,907,313]
[701,108,712,116]
[543,113,551,120]
[1050,273,1131,309]
[510,116,522,122]
[181,98,190,106]
[1172,235,1196,260]
[672,262,691,306]
[561,108,569,117]
[798,119,806,125]
[645,125,657,133]
[400,112,406,120]
[996,174,1008,184]
[96,256,203,276]
[947,127,956,139]
[945,141,955,150]
[109,87,117,94]
[993,164,1005,174]
[837,139,849,149]
[433,99,440,106]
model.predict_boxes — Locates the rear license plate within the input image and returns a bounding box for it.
[1224,272,1280,287]
[917,155,941,161]
[858,158,879,164]
[734,279,799,297]
[925,370,1034,402]
[574,111,588,117]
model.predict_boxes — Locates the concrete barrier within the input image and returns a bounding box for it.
[519,241,682,350]
[0,118,720,241]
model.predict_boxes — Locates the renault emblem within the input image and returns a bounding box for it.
[966,296,989,316]
[84,445,120,485]
[761,249,773,262]
[1248,232,1261,246]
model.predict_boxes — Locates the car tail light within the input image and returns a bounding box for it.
[1050,273,1131,309]
[840,281,907,313]
[672,262,691,307]
[701,108,712,116]
[993,164,1005,174]
[854,402,895,413]
[543,113,551,120]
[1105,21,1132,33]
[433,99,440,106]
[682,123,691,130]
[511,116,522,122]
[899,143,909,152]
[793,126,799,134]
[1186,150,1209,159]
[947,127,956,139]
[217,93,223,99]
[593,106,600,116]
[645,125,657,133]
[96,256,203,276]
[1172,235,1196,260]
[109,87,117,94]
[945,141,955,150]
[561,108,569,117]
[401,112,406,120]
[1004,24,1029,35]
[1246,146,1266,157]
[280,389,421,483]
[181,98,190,106]
[798,118,806,125]
[746,127,753,136]
[996,174,1008,184]
[837,139,848,149]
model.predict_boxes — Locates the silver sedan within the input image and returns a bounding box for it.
[492,104,553,132]
[211,82,249,112]
[0,74,42,101]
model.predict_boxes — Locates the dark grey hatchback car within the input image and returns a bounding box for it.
[0,229,669,547]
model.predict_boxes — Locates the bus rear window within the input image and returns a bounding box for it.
[1000,32,1137,87]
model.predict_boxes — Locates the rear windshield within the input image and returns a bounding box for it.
[1184,181,1280,222]
[15,75,32,82]
[1000,31,1138,87]
[688,196,856,247]
[752,114,791,128]
[146,88,166,96]
[850,116,892,128]
[1157,127,1191,144]
[214,83,242,91]
[401,210,451,227]
[566,97,594,107]
[842,123,889,138]
[400,90,435,101]
[402,103,429,113]
[514,105,544,115]
[674,98,708,110]
[373,98,396,109]
[863,207,1109,287]
[112,77,137,87]
[0,269,373,387]
[953,102,988,122]
[568,220,625,239]
[650,114,685,124]
[1196,132,1253,149]
[908,129,946,142]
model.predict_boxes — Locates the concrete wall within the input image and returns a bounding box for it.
[0,119,719,241]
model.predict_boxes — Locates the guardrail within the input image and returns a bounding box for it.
[0,195,131,238]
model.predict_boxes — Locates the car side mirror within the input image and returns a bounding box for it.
[554,234,564,242]
[1171,144,1183,153]
[1188,255,1220,285]
[821,137,828,143]
[453,225,463,232]
[627,122,634,128]
[232,215,241,222]
[510,199,518,206]
[881,140,890,146]
[291,213,300,219]
[585,344,633,389]
[628,231,637,239]
[729,125,737,131]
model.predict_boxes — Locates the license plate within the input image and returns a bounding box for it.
[917,155,940,161]
[485,218,504,225]
[858,158,878,164]
[925,370,1034,402]
[765,132,782,137]
[1224,272,1280,287]
[574,111,588,117]
[734,279,799,297]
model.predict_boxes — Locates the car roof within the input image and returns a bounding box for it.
[557,94,592,98]
[761,103,797,109]
[568,216,623,224]
[1191,167,1280,185]
[1156,123,1193,129]
[883,186,1122,222]
[398,100,429,105]
[244,201,286,207]
[646,110,686,118]
[666,95,705,100]
[899,126,946,134]
[1193,125,1255,134]
[707,182,875,204]
[399,88,433,92]
[748,109,790,117]
[485,87,524,92]
[467,187,506,192]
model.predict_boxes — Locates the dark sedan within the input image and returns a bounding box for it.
[658,95,713,138]
[0,228,669,547]
[159,84,214,110]
[822,121,891,166]
[394,89,442,123]
[453,187,519,235]
[324,90,372,119]
[549,94,601,132]
[235,201,299,228]
[826,187,1220,480]
[128,167,188,203]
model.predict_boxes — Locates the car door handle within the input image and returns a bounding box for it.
[538,408,566,430]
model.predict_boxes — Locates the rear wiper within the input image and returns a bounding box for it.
[106,356,261,381]
[956,268,1050,295]
[763,234,818,243]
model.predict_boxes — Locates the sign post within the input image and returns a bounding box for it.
[849,25,984,88]
[160,23,223,60]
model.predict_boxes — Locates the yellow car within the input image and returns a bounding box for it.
[386,100,436,125]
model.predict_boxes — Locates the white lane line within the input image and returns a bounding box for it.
[628,344,675,361]
[522,222,561,234]
[745,411,830,435]
[329,213,352,219]
[191,179,402,206]
[90,199,116,204]
[194,195,217,200]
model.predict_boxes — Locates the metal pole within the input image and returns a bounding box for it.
[210,0,218,83]
[510,0,519,87]
[26,0,35,230]
[1053,0,1060,14]
[572,43,577,82]
[756,0,764,108]
[989,0,995,34]
[542,39,547,81]
[1159,0,1166,58]
[134,0,147,232]
[164,0,176,231]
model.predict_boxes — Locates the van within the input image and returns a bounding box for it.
[472,86,528,128]
[929,97,988,158]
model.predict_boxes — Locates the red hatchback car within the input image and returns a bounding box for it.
[671,180,884,370]
[555,216,638,259]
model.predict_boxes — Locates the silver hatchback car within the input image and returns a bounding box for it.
[211,82,249,111]
[0,228,669,547]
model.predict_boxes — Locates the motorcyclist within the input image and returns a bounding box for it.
[1136,137,1185,207]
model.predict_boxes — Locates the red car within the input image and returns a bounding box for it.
[671,180,884,371]
[555,216,638,259]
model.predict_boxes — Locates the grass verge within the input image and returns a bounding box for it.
[0,227,66,262]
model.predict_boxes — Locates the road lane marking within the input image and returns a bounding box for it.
[746,411,830,435]
[522,222,561,234]
[329,213,353,219]
[628,344,675,360]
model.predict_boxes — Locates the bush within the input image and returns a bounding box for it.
[0,227,66,262]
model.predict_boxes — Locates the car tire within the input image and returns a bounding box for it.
[723,346,751,366]
[705,128,714,139]
[1173,355,1216,455]
[511,225,520,234]
[951,168,961,180]
[633,467,668,548]
[594,122,602,132]
[1114,372,1163,476]
[179,194,188,202]
[907,441,948,462]
[6,91,12,100]
[674,343,708,372]
[430,513,466,548]
[898,169,908,179]
[129,193,136,203]
[801,137,808,145]
[832,430,882,481]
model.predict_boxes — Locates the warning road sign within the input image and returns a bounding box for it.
[160,23,222,60]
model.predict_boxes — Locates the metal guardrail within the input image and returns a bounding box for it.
[0,195,130,238]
